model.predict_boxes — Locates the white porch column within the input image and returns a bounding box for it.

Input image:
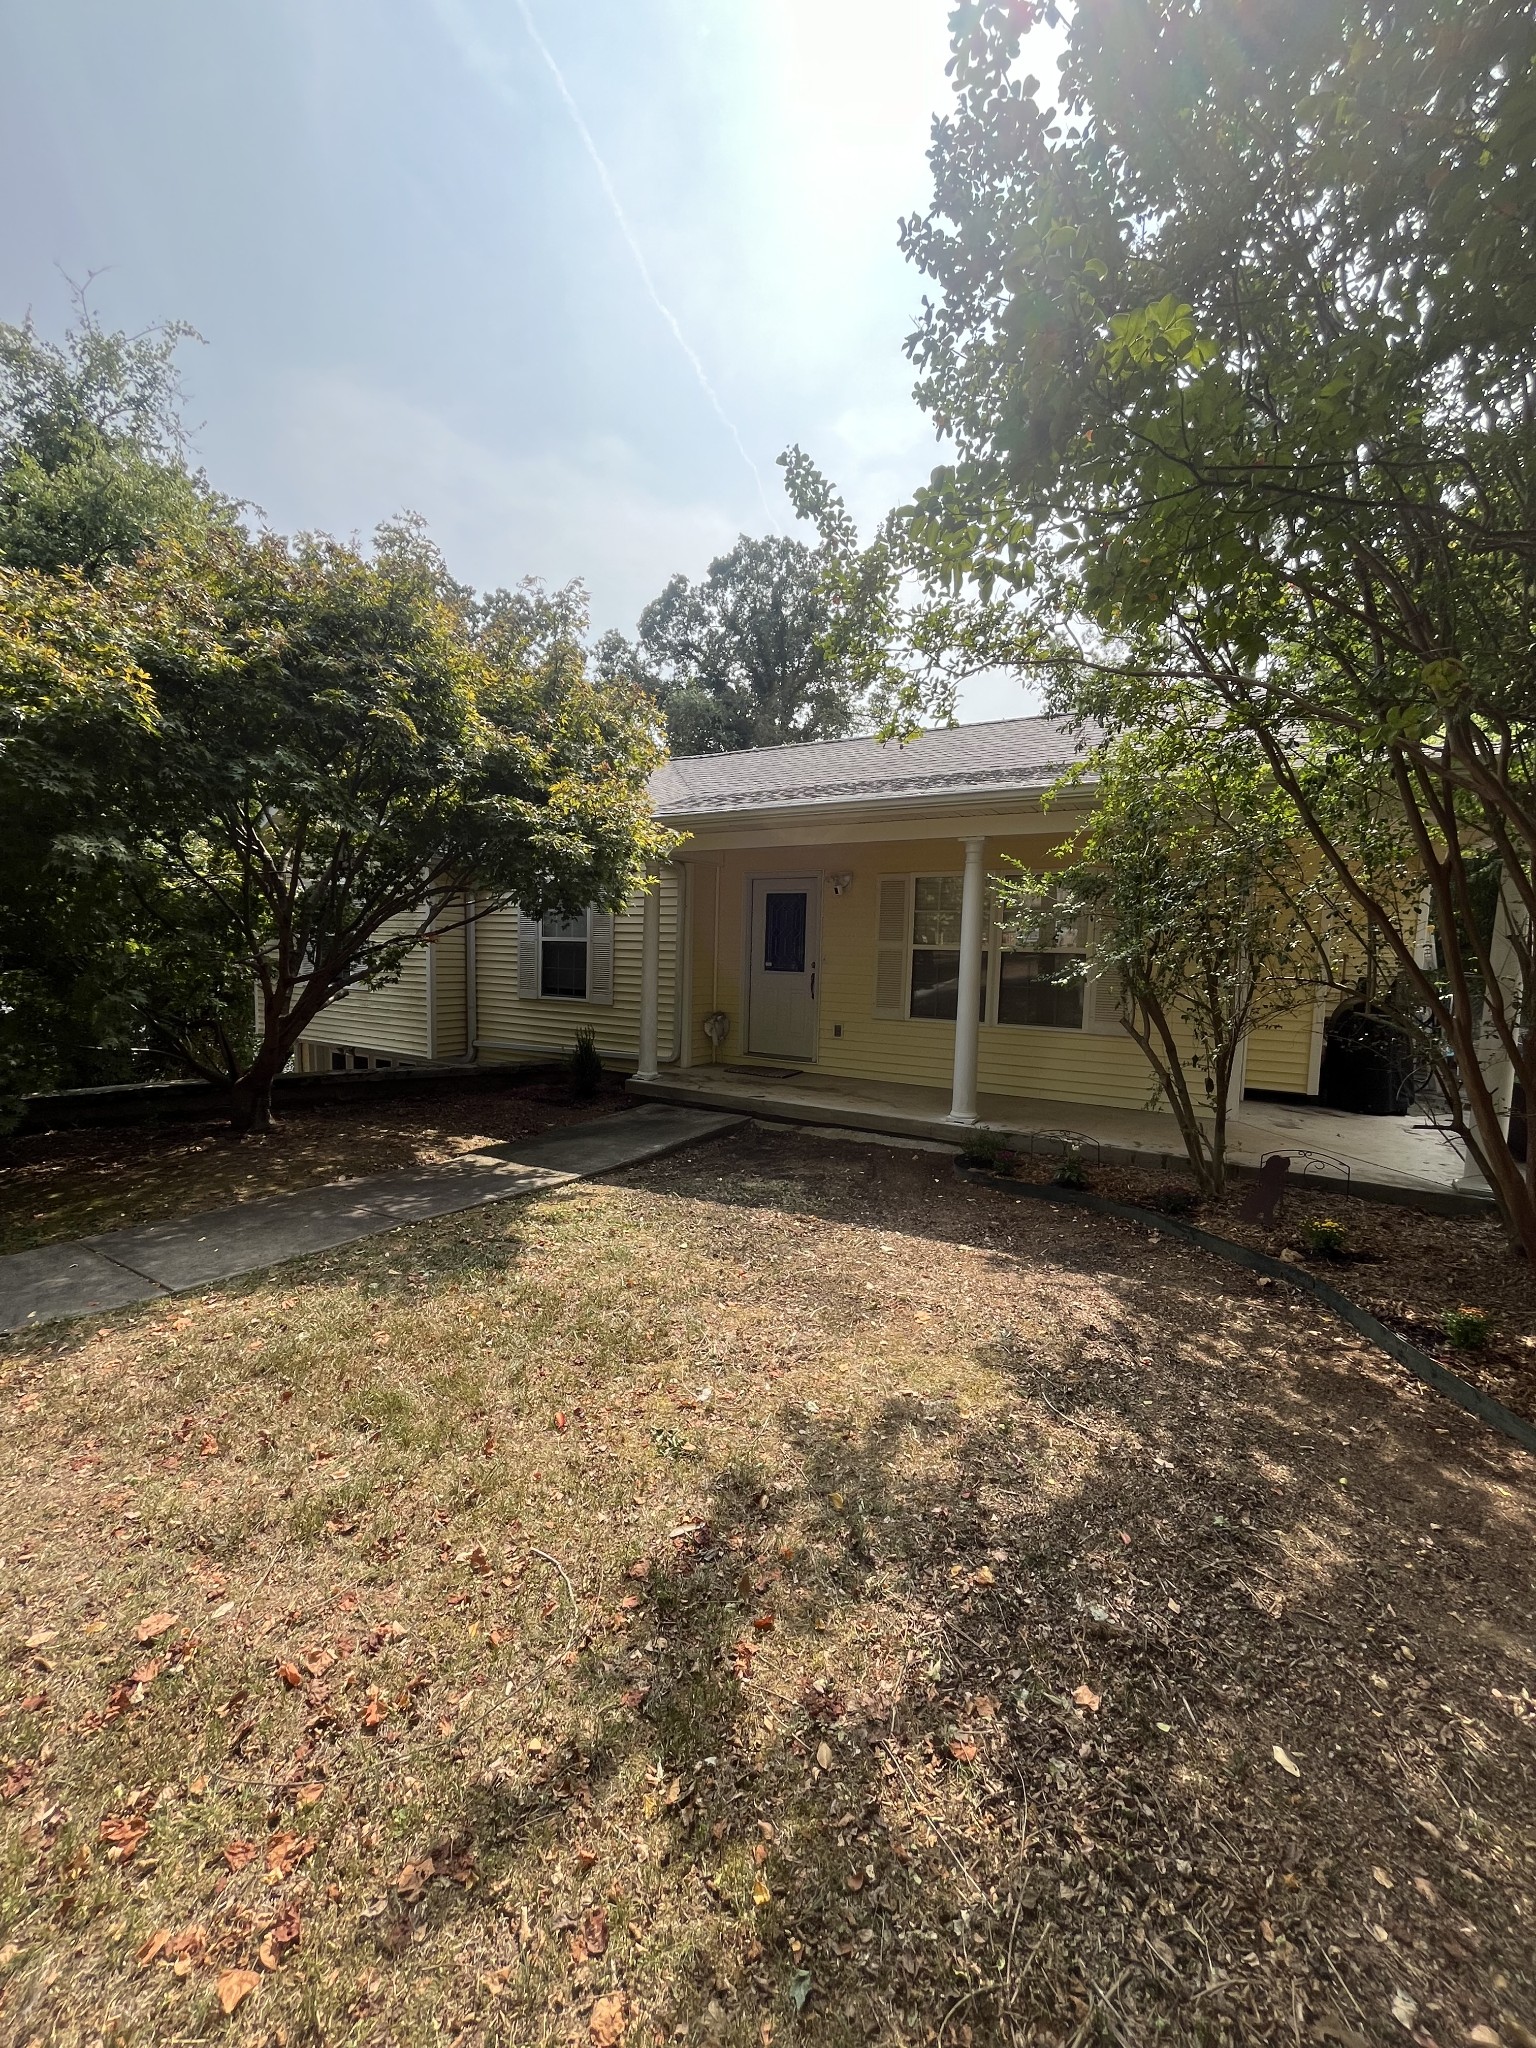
[947,835,987,1125]
[635,880,662,1081]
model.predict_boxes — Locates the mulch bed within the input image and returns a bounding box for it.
[968,1151,1536,1427]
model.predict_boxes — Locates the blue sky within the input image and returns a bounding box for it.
[1,0,1040,720]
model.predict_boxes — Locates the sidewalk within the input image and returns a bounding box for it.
[0,1104,744,1334]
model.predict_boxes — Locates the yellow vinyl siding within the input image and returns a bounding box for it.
[682,838,1180,1113]
[475,876,680,1065]
[430,917,468,1059]
[301,912,433,1059]
[1245,1000,1321,1096]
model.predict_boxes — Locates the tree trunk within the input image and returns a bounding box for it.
[229,1041,288,1133]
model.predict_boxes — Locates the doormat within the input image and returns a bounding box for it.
[721,1065,802,1081]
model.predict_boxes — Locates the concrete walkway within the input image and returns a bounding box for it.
[0,1104,744,1334]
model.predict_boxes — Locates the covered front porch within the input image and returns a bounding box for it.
[627,1062,1483,1208]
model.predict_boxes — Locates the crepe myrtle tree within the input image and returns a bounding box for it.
[897,0,1536,1252]
[1001,724,1323,1195]
[8,521,670,1131]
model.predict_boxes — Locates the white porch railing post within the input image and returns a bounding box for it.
[636,881,662,1081]
[947,836,987,1125]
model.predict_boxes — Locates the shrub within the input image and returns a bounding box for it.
[957,1129,1010,1173]
[1052,1145,1089,1189]
[1300,1216,1348,1257]
[1147,1183,1200,1217]
[568,1027,604,1099]
[1444,1306,1490,1351]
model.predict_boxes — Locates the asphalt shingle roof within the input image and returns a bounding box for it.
[648,714,1090,819]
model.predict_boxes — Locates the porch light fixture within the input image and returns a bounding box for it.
[828,873,854,896]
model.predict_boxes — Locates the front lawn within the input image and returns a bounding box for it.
[0,1073,630,1257]
[2,1127,1532,2047]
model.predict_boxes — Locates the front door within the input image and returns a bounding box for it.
[747,877,819,1060]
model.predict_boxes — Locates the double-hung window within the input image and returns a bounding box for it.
[875,873,1108,1030]
[908,875,987,1021]
[538,910,590,999]
[516,905,615,1005]
[995,890,1087,1029]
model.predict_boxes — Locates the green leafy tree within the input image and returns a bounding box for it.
[0,305,235,574]
[896,0,1536,1254]
[607,532,874,754]
[0,308,243,1111]
[51,524,669,1130]
[1006,726,1322,1194]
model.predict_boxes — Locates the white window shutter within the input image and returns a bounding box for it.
[586,909,615,1005]
[517,911,541,999]
[1082,924,1125,1033]
[873,875,912,1018]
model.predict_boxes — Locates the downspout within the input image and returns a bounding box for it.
[465,892,478,1064]
[674,862,691,1067]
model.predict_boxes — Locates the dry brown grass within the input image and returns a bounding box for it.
[1,1125,1533,2048]
[0,1077,629,1256]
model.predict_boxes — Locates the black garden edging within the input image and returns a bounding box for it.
[954,1162,1536,1458]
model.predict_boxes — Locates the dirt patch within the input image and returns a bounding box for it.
[0,1124,1532,2046]
[0,1073,632,1255]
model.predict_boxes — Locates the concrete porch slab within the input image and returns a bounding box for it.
[628,1069,1484,1211]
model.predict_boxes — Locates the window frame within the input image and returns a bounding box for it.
[537,907,590,1002]
[877,870,1107,1034]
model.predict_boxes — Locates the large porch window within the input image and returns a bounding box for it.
[875,872,1109,1031]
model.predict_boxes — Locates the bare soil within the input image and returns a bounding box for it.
[1,1124,1532,2047]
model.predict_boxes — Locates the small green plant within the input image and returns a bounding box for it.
[957,1129,1010,1173]
[1052,1144,1088,1189]
[1444,1305,1490,1351]
[1300,1216,1348,1257]
[568,1027,604,1099]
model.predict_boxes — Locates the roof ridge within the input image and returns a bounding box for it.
[663,710,1063,768]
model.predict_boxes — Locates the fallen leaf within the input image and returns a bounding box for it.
[753,1874,772,1906]
[577,1905,608,1957]
[136,1928,171,1968]
[264,1831,316,1876]
[259,1903,302,1971]
[222,1840,257,1871]
[98,1812,151,1861]
[815,1742,833,1771]
[1272,1745,1301,1777]
[217,1967,260,2015]
[589,1991,628,2045]
[134,1612,178,1645]
[1390,1990,1418,2031]
[23,1629,58,1650]
[947,1741,978,1762]
[1073,1684,1101,1713]
[787,1969,812,2014]
[1372,1866,1394,1889]
[752,1613,776,1632]
[972,1565,995,1586]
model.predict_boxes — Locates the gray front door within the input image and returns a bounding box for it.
[747,877,818,1060]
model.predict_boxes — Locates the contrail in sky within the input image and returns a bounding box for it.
[434,0,775,522]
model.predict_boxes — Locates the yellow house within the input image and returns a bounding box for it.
[296,715,1325,1151]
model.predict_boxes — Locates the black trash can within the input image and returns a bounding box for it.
[1318,1003,1416,1116]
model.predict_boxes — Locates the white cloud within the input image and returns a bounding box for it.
[262,371,740,631]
